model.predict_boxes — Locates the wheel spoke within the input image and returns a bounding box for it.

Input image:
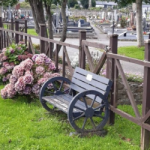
[94,104,105,111]
[74,106,85,112]
[94,113,105,119]
[73,112,85,121]
[82,97,88,109]
[59,81,64,91]
[90,117,96,129]
[90,95,97,108]
[82,117,88,130]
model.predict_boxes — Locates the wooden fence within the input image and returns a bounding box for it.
[0,17,150,150]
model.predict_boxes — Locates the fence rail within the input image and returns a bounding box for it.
[0,17,150,149]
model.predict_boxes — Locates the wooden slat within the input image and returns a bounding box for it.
[72,72,108,91]
[116,60,141,118]
[28,37,35,54]
[84,45,94,72]
[142,123,150,132]
[71,77,105,94]
[82,40,107,50]
[141,109,150,122]
[63,47,65,77]
[64,46,73,76]
[93,52,107,74]
[70,83,102,103]
[110,105,141,126]
[0,28,79,49]
[107,53,150,68]
[74,67,110,85]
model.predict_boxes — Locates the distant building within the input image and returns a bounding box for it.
[96,1,117,8]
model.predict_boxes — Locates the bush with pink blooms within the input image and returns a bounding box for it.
[0,42,33,83]
[1,53,60,100]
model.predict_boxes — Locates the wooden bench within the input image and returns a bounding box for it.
[39,67,113,133]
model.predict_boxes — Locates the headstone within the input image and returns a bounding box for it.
[102,12,105,19]
[56,14,59,27]
[53,14,56,27]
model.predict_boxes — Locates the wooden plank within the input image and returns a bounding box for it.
[0,28,79,49]
[82,40,107,50]
[71,77,105,94]
[107,53,150,68]
[63,47,65,77]
[93,52,107,74]
[84,45,94,72]
[142,123,150,132]
[64,46,73,76]
[74,67,110,85]
[70,83,102,103]
[141,109,150,122]
[72,72,108,91]
[28,37,35,54]
[116,60,141,118]
[110,105,141,126]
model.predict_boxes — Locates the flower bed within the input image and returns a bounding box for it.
[1,53,60,100]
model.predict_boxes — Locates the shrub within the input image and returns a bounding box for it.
[74,4,80,10]
[120,17,127,28]
[51,4,57,9]
[0,42,32,83]
[1,53,60,100]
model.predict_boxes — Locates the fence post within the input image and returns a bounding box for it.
[11,18,14,39]
[107,34,118,125]
[141,40,150,150]
[79,30,86,68]
[0,17,3,50]
[39,24,46,53]
[25,19,27,45]
[15,20,19,44]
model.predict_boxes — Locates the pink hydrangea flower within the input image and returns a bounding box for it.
[23,74,34,84]
[9,75,17,84]
[40,53,47,60]
[32,54,39,61]
[23,86,32,95]
[1,88,7,99]
[0,67,7,75]
[32,84,40,95]
[45,58,52,65]
[7,83,16,98]
[2,48,7,53]
[48,62,56,71]
[35,56,45,65]
[38,78,48,86]
[36,66,45,75]
[6,74,12,80]
[12,65,24,78]
[15,77,26,92]
[2,77,7,82]
[1,56,8,61]
[51,73,60,78]
[21,58,33,71]
[25,70,33,75]
[43,72,53,78]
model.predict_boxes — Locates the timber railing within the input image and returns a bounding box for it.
[0,17,150,149]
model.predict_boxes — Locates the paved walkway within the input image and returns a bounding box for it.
[31,27,144,76]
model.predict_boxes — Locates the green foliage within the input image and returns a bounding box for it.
[5,43,27,64]
[118,46,145,60]
[80,0,96,9]
[1,0,18,6]
[69,16,86,21]
[74,4,80,9]
[20,1,30,8]
[0,84,141,149]
[120,17,127,28]
[68,0,78,8]
[51,4,57,9]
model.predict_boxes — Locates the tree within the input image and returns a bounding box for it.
[80,0,96,9]
[115,0,145,47]
[68,0,78,8]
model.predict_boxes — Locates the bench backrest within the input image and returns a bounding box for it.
[70,67,113,103]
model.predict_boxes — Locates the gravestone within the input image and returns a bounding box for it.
[56,14,60,27]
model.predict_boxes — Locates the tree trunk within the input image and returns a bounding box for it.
[136,0,144,47]
[28,0,39,34]
[60,0,67,43]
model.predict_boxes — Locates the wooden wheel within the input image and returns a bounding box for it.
[39,77,71,112]
[68,90,109,133]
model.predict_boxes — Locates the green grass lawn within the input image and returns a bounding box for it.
[27,28,38,36]
[118,46,145,60]
[0,84,142,150]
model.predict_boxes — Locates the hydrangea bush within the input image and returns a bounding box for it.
[1,53,60,99]
[0,42,33,83]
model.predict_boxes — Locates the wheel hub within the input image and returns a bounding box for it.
[85,108,94,118]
